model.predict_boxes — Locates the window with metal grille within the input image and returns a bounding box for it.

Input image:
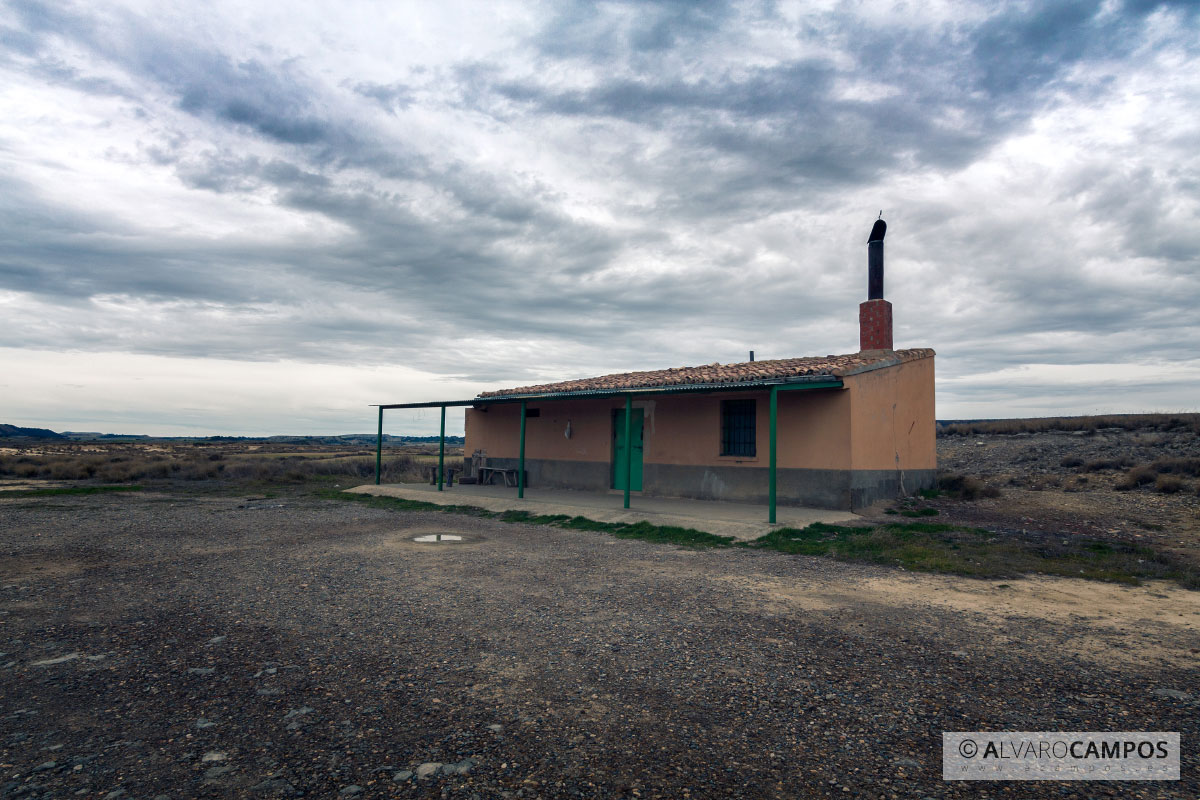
[720,399,756,457]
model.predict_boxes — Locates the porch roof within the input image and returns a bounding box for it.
[377,347,932,410]
[376,374,844,410]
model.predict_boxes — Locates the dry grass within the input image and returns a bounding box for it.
[1114,465,1157,491]
[0,442,455,485]
[1155,475,1185,494]
[1082,457,1135,472]
[939,413,1200,437]
[1109,459,1199,493]
[936,472,1002,499]
[1150,457,1200,477]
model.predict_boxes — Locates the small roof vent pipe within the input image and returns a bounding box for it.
[749,350,755,362]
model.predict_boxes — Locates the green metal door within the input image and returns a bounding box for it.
[612,408,644,491]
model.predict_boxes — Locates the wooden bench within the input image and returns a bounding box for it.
[477,466,520,487]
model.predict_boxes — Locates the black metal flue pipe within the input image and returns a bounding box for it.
[867,218,886,300]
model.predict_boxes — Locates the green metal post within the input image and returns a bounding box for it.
[769,386,778,524]
[375,406,383,485]
[437,405,446,491]
[518,400,527,498]
[623,394,632,509]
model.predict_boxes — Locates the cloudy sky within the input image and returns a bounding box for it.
[1,0,1198,436]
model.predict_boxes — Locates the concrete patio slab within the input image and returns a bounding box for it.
[345,482,861,541]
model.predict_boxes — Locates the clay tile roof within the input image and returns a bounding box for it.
[477,348,934,398]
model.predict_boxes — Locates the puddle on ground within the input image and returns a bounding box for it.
[413,534,464,543]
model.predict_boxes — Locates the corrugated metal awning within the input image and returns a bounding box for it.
[375,375,843,410]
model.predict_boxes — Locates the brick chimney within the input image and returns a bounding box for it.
[859,217,892,351]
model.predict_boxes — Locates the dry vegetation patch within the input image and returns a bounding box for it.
[940,412,1200,436]
[918,414,1200,577]
[0,442,458,486]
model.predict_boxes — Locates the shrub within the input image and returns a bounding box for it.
[938,473,1001,500]
[1115,466,1157,490]
[1155,475,1184,494]
[1060,456,1084,468]
[1150,457,1200,477]
[1084,457,1133,472]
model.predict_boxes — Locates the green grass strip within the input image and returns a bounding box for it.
[317,489,496,518]
[751,521,1198,589]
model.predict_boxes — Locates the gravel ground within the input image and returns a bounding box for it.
[1,489,1197,799]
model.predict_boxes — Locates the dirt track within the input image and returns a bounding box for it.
[1,490,1197,798]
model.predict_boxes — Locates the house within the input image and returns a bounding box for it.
[375,218,935,514]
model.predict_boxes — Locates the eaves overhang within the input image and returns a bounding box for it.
[375,375,844,410]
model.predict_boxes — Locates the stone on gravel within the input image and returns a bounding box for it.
[103,790,127,800]
[283,706,313,720]
[893,757,921,768]
[338,786,363,796]
[32,761,57,772]
[204,765,233,779]
[31,653,80,666]
[392,770,413,782]
[188,667,215,676]
[442,758,477,775]
[251,778,297,796]
[1151,688,1191,700]
[201,751,228,762]
[195,718,217,729]
[487,724,503,732]
[415,762,442,779]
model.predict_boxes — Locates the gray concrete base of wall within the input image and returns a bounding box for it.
[469,457,935,511]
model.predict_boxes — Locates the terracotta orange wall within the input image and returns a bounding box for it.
[643,390,851,469]
[776,389,852,470]
[465,398,615,462]
[845,356,936,471]
[464,388,852,470]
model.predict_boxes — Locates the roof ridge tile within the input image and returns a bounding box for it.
[477,348,934,398]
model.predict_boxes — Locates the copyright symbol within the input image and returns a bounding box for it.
[959,739,978,758]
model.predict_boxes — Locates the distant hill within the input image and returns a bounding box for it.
[50,430,464,445]
[0,424,66,439]
[203,434,464,446]
[61,432,149,441]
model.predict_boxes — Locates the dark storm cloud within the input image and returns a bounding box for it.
[488,0,1198,217]
[5,0,349,150]
[175,67,331,146]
